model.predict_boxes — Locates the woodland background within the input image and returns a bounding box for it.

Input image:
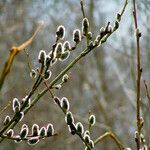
[0,0,150,149]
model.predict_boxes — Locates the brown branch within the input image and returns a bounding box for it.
[80,0,86,18]
[94,131,124,150]
[132,0,142,149]
[143,80,150,103]
[0,22,43,91]
[1,133,58,141]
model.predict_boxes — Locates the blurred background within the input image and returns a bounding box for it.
[0,0,150,149]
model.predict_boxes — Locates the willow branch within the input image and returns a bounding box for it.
[132,0,142,149]
[0,0,128,143]
[143,80,150,103]
[80,0,86,18]
[0,22,43,91]
[94,131,124,150]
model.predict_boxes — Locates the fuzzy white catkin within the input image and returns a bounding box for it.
[38,50,46,64]
[4,115,11,125]
[20,127,29,138]
[73,29,81,42]
[12,98,20,112]
[28,137,39,145]
[47,123,54,136]
[60,97,70,111]
[65,111,74,125]
[56,25,65,40]
[76,122,84,134]
[32,124,39,136]
[89,115,96,126]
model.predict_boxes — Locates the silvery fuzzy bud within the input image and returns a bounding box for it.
[107,25,112,33]
[4,115,11,125]
[54,84,62,90]
[94,35,101,47]
[20,126,29,139]
[84,134,90,143]
[22,124,28,129]
[87,32,92,40]
[73,29,81,43]
[68,123,76,135]
[96,35,101,41]
[84,147,89,150]
[136,29,142,37]
[46,55,51,66]
[32,124,39,136]
[53,96,60,106]
[49,50,57,60]
[56,25,65,40]
[76,122,84,134]
[65,111,74,125]
[12,98,20,113]
[14,135,22,143]
[62,74,69,82]
[38,50,46,65]
[116,13,121,22]
[44,70,51,80]
[143,145,148,150]
[60,97,70,111]
[14,106,20,113]
[140,117,144,128]
[39,127,47,137]
[84,130,90,135]
[50,58,57,66]
[114,21,119,29]
[59,51,70,61]
[100,27,105,37]
[6,129,14,137]
[140,133,145,143]
[124,148,132,150]
[89,115,96,126]
[21,96,31,108]
[89,140,94,149]
[104,23,112,34]
[88,41,94,49]
[82,18,89,35]
[134,131,139,142]
[17,112,24,122]
[47,123,54,137]
[28,137,39,145]
[93,39,99,46]
[55,43,63,58]
[30,69,37,79]
[63,41,71,51]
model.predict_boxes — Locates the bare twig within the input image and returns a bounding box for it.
[0,22,43,91]
[1,133,58,140]
[94,131,124,150]
[24,50,32,73]
[80,0,86,18]
[132,0,142,149]
[143,80,150,103]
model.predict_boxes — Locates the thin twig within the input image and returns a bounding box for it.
[143,80,150,103]
[132,0,142,149]
[0,22,43,91]
[43,81,54,98]
[24,50,32,73]
[2,133,58,141]
[80,0,86,18]
[94,131,124,150]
